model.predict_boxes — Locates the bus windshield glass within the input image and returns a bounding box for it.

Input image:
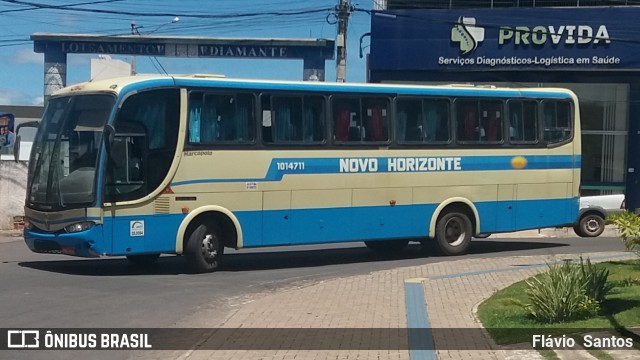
[28,94,115,210]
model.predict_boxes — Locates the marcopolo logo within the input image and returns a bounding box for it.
[451,17,485,55]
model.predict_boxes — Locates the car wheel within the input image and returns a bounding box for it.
[574,213,605,237]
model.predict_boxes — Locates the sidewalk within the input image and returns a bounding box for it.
[144,227,638,360]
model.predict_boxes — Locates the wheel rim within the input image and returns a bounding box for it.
[585,217,601,233]
[200,234,218,261]
[445,217,466,247]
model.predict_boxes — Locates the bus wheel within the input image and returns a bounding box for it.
[126,254,160,266]
[435,210,472,256]
[364,239,409,253]
[186,220,224,273]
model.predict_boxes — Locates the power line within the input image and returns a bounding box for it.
[0,0,332,19]
[0,0,125,14]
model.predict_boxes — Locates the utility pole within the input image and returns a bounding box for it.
[335,0,352,82]
[130,20,137,75]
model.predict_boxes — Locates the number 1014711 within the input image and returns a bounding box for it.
[276,161,305,171]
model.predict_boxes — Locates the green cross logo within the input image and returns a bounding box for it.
[451,17,485,55]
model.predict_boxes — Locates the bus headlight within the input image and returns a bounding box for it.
[64,221,96,233]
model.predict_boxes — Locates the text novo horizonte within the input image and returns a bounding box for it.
[339,157,462,173]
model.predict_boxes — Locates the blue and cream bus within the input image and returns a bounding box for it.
[23,75,580,272]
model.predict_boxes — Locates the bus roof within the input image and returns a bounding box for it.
[51,74,576,100]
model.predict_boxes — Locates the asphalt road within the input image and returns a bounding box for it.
[0,232,629,359]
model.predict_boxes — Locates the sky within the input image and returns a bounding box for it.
[0,0,375,106]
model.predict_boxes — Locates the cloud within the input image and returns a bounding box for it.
[11,48,43,65]
[0,89,41,106]
[8,48,92,66]
[0,89,24,104]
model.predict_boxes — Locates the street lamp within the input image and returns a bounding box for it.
[130,17,180,75]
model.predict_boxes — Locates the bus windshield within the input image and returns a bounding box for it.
[28,94,115,210]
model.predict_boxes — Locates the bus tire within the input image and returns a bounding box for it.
[185,220,224,273]
[573,213,605,237]
[126,254,160,266]
[364,239,409,253]
[435,210,472,256]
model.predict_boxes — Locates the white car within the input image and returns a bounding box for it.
[573,194,625,237]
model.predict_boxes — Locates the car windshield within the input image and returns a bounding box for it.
[28,94,115,210]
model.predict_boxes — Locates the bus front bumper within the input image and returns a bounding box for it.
[24,225,106,258]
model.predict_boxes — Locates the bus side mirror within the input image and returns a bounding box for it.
[13,121,39,163]
[103,124,115,160]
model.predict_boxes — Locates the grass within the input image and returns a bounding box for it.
[477,259,640,345]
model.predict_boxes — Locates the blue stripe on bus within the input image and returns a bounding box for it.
[25,197,577,256]
[172,154,581,186]
[234,198,578,248]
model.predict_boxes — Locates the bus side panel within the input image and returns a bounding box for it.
[107,213,185,255]
[515,198,576,229]
[235,211,263,247]
[259,204,433,246]
[288,207,353,244]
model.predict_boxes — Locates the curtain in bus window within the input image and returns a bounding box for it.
[368,106,384,141]
[397,110,407,142]
[188,98,202,143]
[510,112,521,140]
[335,108,350,141]
[424,107,438,141]
[303,107,314,142]
[273,102,291,142]
[236,102,249,141]
[201,98,218,143]
[133,102,164,149]
[463,105,477,141]
[487,108,501,141]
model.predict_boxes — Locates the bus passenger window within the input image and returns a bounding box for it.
[423,99,450,143]
[543,101,572,144]
[263,95,325,144]
[457,101,479,142]
[508,101,538,144]
[188,92,255,144]
[332,96,389,143]
[363,98,389,142]
[397,98,450,144]
[481,101,503,142]
[302,96,325,142]
[332,97,360,142]
[396,99,420,142]
[457,100,503,143]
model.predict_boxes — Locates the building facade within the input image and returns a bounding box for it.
[370,1,640,211]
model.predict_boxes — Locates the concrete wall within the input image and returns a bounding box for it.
[0,160,27,229]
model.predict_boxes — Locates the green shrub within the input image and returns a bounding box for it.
[608,211,640,254]
[612,277,640,287]
[580,257,613,303]
[525,257,612,323]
